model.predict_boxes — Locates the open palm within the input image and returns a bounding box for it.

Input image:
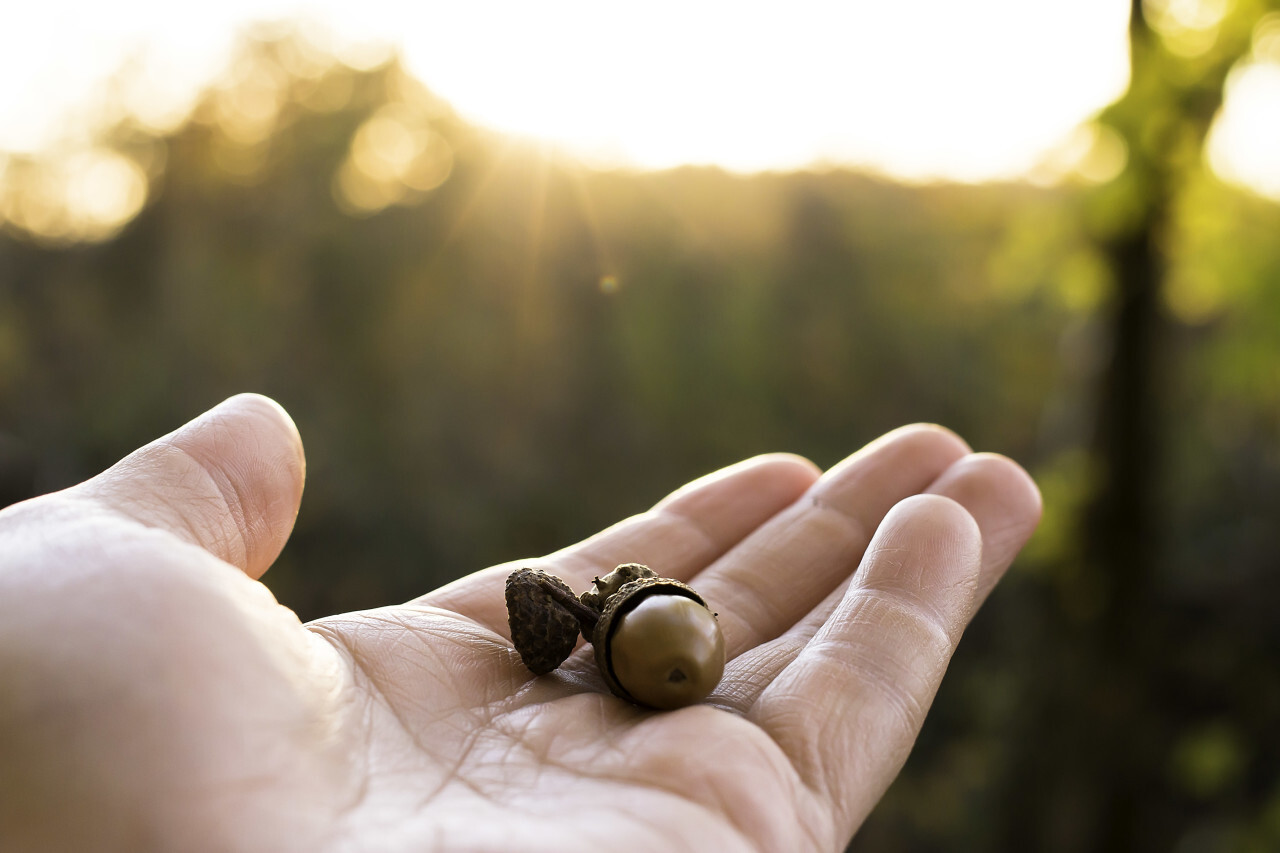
[0,395,1040,852]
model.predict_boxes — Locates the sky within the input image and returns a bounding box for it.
[0,0,1277,189]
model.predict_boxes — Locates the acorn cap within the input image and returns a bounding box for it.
[580,563,657,611]
[591,576,709,704]
[506,568,581,675]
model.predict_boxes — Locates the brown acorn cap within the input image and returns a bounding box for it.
[506,568,582,675]
[580,563,657,611]
[591,576,709,704]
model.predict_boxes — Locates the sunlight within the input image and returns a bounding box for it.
[4,0,1280,240]
[1207,14,1280,202]
[212,53,289,147]
[0,148,147,244]
[333,101,455,215]
[1143,0,1233,58]
[395,0,1132,181]
[2,0,1130,183]
[66,150,148,232]
[1207,60,1280,200]
[1029,122,1130,187]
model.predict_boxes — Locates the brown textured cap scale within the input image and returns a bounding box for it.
[505,568,582,675]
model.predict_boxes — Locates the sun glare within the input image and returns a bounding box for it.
[3,0,1280,244]
[1207,14,1280,202]
[1208,59,1280,201]
[395,0,1133,181]
[1,0,1131,181]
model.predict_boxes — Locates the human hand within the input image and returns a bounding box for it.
[0,395,1040,852]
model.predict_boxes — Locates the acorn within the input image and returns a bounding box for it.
[505,564,725,710]
[591,574,725,710]
[505,568,581,675]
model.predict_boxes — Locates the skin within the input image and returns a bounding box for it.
[0,394,1041,852]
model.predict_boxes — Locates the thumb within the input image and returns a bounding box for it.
[75,393,306,579]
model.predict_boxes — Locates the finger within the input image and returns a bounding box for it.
[419,453,821,638]
[925,452,1042,603]
[751,494,982,833]
[72,393,306,579]
[692,424,970,659]
[712,451,1041,713]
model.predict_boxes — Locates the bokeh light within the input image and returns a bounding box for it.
[0,148,147,244]
[333,102,454,215]
[5,0,1280,246]
[1143,0,1234,57]
[1207,32,1280,201]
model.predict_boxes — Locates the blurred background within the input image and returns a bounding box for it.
[2,0,1279,850]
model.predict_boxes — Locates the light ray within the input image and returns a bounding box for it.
[563,165,618,291]
[522,146,552,293]
[424,135,522,270]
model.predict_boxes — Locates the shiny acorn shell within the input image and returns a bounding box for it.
[592,576,722,708]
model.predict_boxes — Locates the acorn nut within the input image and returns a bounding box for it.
[504,564,725,710]
[592,577,725,710]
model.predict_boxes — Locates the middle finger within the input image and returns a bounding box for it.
[690,424,970,659]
